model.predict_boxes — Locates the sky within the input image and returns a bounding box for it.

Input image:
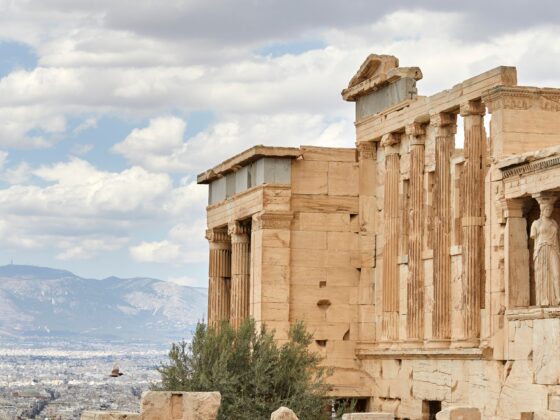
[0,0,559,286]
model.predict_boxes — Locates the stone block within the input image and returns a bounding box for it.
[271,406,299,419]
[328,161,359,196]
[508,319,533,360]
[292,230,327,249]
[467,361,502,417]
[412,360,452,401]
[531,411,560,420]
[396,398,423,419]
[533,318,560,384]
[141,391,221,420]
[292,160,328,194]
[550,395,560,412]
[295,212,350,232]
[496,360,547,418]
[341,413,393,419]
[435,406,480,420]
[328,231,359,251]
[81,412,140,420]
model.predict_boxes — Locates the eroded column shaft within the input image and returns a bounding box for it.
[432,113,457,340]
[207,229,231,329]
[382,134,400,341]
[407,124,425,340]
[229,222,251,330]
[460,102,485,340]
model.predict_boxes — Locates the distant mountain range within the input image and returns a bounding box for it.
[0,265,207,342]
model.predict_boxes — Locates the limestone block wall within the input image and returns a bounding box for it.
[288,146,371,397]
[81,391,221,420]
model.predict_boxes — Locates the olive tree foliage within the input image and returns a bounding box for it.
[154,319,332,420]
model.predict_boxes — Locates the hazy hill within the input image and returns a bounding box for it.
[0,264,207,342]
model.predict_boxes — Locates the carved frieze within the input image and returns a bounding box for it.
[483,87,560,113]
[502,156,560,179]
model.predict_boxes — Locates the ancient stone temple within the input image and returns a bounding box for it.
[198,54,560,419]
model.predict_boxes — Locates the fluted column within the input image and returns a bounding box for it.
[206,228,231,329]
[381,133,400,341]
[406,123,425,341]
[431,112,457,340]
[460,100,486,341]
[229,221,251,329]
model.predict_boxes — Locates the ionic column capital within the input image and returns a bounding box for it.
[228,221,251,243]
[430,112,457,137]
[460,100,485,117]
[381,132,400,155]
[357,141,376,160]
[206,228,231,250]
[430,111,457,126]
[406,122,426,146]
[205,228,229,243]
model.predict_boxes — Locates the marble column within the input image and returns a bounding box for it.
[381,133,400,341]
[406,123,425,341]
[206,228,231,329]
[460,101,486,340]
[229,221,251,329]
[431,112,457,340]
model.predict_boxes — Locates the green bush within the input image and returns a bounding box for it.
[154,318,332,419]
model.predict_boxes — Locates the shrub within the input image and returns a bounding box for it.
[155,318,332,419]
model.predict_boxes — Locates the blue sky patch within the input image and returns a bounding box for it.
[0,41,38,78]
[255,39,326,58]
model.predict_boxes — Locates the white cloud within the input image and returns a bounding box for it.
[2,162,31,185]
[73,117,97,134]
[167,275,206,287]
[114,112,354,174]
[112,116,189,173]
[56,237,128,260]
[70,143,93,156]
[0,158,174,260]
[129,221,207,265]
[0,151,8,169]
[129,240,181,263]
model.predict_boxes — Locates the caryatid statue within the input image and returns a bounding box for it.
[531,194,560,306]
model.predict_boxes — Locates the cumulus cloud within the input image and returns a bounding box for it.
[114,112,354,174]
[112,116,189,173]
[130,221,207,265]
[0,159,171,258]
[56,237,128,260]
[2,162,32,185]
[73,117,97,134]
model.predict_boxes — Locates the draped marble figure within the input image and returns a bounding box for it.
[531,196,560,306]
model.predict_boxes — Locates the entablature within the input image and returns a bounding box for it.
[197,145,301,184]
[355,65,517,143]
[496,146,560,199]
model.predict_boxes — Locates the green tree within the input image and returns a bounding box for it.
[154,318,332,420]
